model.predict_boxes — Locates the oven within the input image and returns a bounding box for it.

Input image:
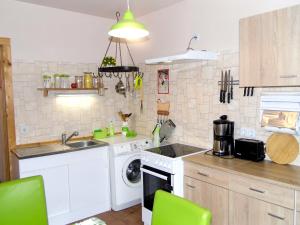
[141,165,174,211]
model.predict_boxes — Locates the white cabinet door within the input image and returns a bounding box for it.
[69,149,110,212]
[21,165,70,218]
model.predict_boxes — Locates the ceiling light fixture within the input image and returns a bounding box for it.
[108,0,149,40]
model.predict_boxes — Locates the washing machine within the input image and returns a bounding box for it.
[109,137,152,211]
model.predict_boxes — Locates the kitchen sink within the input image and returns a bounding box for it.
[66,140,106,149]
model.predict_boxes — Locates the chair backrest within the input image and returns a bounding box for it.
[0,176,48,225]
[152,190,212,225]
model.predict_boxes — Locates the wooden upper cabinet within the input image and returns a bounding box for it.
[239,5,300,87]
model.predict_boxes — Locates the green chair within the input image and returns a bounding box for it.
[0,176,48,225]
[152,190,212,225]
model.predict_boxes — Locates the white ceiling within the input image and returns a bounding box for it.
[16,0,184,19]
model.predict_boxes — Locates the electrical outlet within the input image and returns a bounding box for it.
[240,127,256,138]
[20,124,29,134]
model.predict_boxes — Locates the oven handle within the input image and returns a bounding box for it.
[141,168,168,181]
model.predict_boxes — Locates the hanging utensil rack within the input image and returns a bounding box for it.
[98,12,143,80]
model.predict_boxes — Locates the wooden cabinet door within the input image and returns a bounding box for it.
[184,176,228,225]
[229,191,294,225]
[240,5,300,87]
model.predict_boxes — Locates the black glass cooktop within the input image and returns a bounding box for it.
[146,143,206,158]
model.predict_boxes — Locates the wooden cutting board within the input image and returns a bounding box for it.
[266,133,299,164]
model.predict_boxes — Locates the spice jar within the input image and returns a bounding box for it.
[84,72,93,88]
[42,75,52,88]
[93,77,100,88]
[60,74,70,88]
[53,74,61,88]
[75,76,83,88]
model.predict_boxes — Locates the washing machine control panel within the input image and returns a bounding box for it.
[130,139,152,152]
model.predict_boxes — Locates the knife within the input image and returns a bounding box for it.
[230,74,233,100]
[223,71,227,103]
[227,70,231,103]
[220,71,223,103]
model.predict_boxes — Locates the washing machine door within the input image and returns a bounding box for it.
[122,155,141,188]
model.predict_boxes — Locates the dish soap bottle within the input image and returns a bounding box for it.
[108,121,115,136]
[153,123,161,147]
[122,122,129,136]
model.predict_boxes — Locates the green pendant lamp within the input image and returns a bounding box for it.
[108,0,149,40]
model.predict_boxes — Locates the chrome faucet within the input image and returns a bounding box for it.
[62,131,79,145]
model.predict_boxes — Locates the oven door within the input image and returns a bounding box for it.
[141,165,173,211]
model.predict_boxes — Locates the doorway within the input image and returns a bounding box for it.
[0,38,16,182]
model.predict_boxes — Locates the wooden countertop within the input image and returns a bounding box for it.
[183,153,300,190]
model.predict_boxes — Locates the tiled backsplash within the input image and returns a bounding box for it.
[133,51,300,165]
[12,60,134,144]
[12,52,300,165]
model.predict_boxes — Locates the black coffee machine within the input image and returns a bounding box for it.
[213,115,234,156]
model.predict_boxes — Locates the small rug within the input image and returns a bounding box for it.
[74,217,106,225]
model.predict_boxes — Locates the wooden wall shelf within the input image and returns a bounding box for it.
[37,88,107,97]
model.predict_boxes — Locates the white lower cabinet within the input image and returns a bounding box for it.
[13,147,110,225]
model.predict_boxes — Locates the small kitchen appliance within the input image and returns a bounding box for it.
[213,115,234,156]
[234,138,265,162]
[141,143,207,225]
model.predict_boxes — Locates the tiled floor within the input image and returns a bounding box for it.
[72,205,143,225]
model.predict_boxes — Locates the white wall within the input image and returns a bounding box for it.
[0,0,114,63]
[132,0,300,62]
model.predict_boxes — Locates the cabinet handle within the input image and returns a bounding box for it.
[186,184,196,189]
[249,187,265,194]
[267,213,285,221]
[197,172,209,177]
[279,75,298,78]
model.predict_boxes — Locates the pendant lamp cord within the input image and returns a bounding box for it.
[127,0,130,10]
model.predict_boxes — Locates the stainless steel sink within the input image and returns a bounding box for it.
[66,140,107,149]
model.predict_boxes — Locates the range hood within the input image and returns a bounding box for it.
[145,35,218,65]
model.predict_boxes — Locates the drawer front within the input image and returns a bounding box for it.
[184,162,229,188]
[230,191,294,225]
[230,175,295,209]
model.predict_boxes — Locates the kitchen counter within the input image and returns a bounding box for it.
[13,141,108,159]
[183,152,300,190]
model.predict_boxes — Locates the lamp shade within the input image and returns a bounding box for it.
[108,9,149,39]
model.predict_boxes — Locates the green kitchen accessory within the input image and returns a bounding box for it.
[126,130,137,138]
[122,122,129,136]
[108,121,115,136]
[134,75,143,90]
[93,129,107,139]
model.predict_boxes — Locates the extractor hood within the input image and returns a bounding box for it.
[145,35,218,65]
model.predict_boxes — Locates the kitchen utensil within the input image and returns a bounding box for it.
[115,79,126,97]
[140,83,144,113]
[250,87,254,96]
[227,71,231,103]
[93,129,107,139]
[230,76,233,99]
[266,133,299,164]
[125,74,130,92]
[118,111,132,122]
[134,75,143,90]
[99,77,105,96]
[220,71,223,103]
[159,119,176,143]
[223,71,227,103]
